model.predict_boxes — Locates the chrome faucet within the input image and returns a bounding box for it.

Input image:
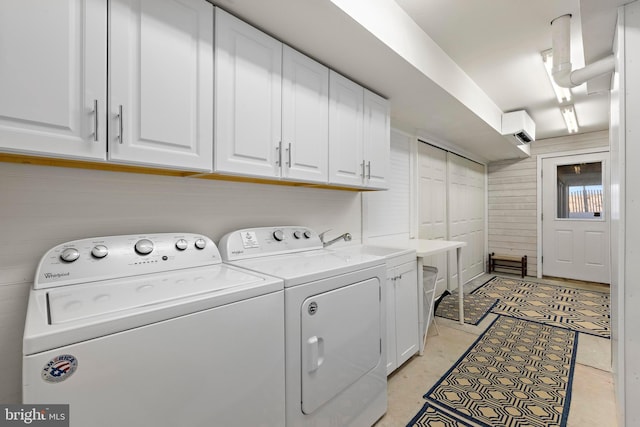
[319,230,352,248]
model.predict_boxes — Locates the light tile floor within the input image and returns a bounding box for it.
[375,273,617,427]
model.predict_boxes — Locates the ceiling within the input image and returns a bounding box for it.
[211,0,626,162]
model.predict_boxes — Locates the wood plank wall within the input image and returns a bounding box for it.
[487,130,609,277]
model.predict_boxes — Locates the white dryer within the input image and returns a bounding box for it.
[23,233,285,427]
[219,226,387,427]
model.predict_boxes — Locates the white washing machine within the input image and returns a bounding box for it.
[23,233,285,427]
[219,226,387,427]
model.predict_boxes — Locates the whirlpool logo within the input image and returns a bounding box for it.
[43,272,70,280]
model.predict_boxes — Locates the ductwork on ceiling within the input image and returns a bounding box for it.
[551,14,615,88]
[501,110,535,157]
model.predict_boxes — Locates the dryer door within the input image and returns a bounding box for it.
[301,277,381,414]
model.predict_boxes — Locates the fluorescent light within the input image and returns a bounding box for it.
[541,49,572,103]
[561,105,579,133]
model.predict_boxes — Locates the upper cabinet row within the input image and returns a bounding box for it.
[0,1,389,189]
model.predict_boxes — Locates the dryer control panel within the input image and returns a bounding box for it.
[34,233,220,289]
[219,226,323,261]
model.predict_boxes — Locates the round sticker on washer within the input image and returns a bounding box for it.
[42,354,78,383]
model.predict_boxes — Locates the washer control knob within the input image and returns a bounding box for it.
[293,230,302,239]
[194,238,206,250]
[60,248,80,263]
[273,230,284,241]
[134,239,154,255]
[303,230,312,239]
[175,239,188,251]
[91,245,108,259]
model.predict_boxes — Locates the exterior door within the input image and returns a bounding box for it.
[542,152,610,283]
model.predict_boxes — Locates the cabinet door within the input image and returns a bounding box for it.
[0,0,106,160]
[282,46,329,184]
[363,89,390,190]
[394,261,419,367]
[215,8,282,178]
[385,273,397,375]
[328,71,364,187]
[109,0,213,171]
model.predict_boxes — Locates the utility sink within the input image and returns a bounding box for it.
[332,245,416,266]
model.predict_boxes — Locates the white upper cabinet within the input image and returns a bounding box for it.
[109,0,213,171]
[0,0,107,161]
[328,71,364,187]
[282,46,329,184]
[215,8,282,178]
[363,89,390,189]
[329,71,390,189]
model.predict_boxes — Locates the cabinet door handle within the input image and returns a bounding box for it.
[276,141,282,166]
[361,161,365,177]
[367,161,371,179]
[117,105,124,144]
[287,142,292,167]
[93,100,99,142]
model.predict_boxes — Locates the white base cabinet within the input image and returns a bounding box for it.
[385,256,419,375]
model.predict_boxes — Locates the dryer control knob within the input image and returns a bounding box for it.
[175,239,188,251]
[135,239,154,255]
[273,230,284,241]
[91,245,108,259]
[194,238,206,250]
[293,231,302,239]
[60,248,80,263]
[303,230,312,239]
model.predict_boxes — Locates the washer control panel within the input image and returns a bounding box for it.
[34,233,219,289]
[219,226,323,261]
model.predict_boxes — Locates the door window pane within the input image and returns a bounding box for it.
[556,162,603,219]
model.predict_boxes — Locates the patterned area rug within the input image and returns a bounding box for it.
[408,404,474,427]
[422,316,578,427]
[473,276,610,338]
[435,293,498,325]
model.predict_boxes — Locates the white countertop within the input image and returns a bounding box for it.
[363,237,466,257]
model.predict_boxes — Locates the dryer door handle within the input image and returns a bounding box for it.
[306,336,324,372]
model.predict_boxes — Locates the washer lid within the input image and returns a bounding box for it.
[47,264,271,324]
[227,249,384,287]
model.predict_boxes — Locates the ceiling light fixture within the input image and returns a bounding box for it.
[561,105,579,133]
[541,49,572,104]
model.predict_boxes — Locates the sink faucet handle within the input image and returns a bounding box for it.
[318,229,332,243]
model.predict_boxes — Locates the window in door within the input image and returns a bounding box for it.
[556,161,603,219]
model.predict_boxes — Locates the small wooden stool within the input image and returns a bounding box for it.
[488,252,527,278]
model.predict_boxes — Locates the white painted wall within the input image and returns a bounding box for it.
[362,129,412,240]
[611,2,640,425]
[0,162,362,403]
